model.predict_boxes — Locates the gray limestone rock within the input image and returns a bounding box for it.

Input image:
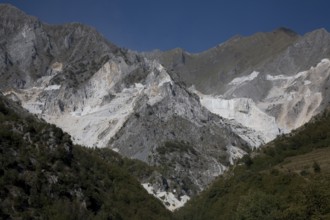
[0,4,250,203]
[2,3,330,209]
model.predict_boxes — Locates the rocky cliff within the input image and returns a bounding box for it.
[2,3,330,210]
[0,4,251,209]
[148,28,330,148]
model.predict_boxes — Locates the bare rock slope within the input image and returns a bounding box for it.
[0,4,250,209]
[2,3,330,210]
[149,28,330,147]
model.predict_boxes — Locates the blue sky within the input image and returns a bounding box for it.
[2,0,330,52]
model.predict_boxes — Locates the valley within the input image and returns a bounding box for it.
[0,3,330,218]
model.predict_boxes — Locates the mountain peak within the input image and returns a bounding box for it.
[299,28,330,45]
[0,3,20,10]
[308,27,329,36]
[0,3,34,20]
[0,3,39,36]
[274,27,298,36]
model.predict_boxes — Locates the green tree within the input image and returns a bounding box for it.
[313,161,321,173]
[236,190,280,220]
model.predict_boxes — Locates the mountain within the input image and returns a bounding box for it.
[0,4,117,90]
[0,4,250,209]
[148,27,330,147]
[0,93,172,219]
[1,3,330,212]
[145,27,299,94]
[175,109,330,219]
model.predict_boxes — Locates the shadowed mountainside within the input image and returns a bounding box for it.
[0,93,173,219]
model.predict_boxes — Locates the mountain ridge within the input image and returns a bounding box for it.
[0,4,252,209]
[147,25,330,147]
[1,3,330,211]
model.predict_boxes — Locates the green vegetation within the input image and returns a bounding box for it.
[0,96,172,219]
[175,110,330,220]
[156,141,197,155]
[2,92,330,219]
[91,147,157,181]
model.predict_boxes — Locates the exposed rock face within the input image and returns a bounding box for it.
[0,3,118,91]
[149,28,330,147]
[145,28,300,94]
[2,3,330,210]
[0,4,249,209]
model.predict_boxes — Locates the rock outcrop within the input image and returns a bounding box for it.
[2,3,330,210]
[0,4,250,209]
[149,28,330,147]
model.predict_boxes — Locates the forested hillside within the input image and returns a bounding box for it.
[175,110,330,220]
[0,95,172,219]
